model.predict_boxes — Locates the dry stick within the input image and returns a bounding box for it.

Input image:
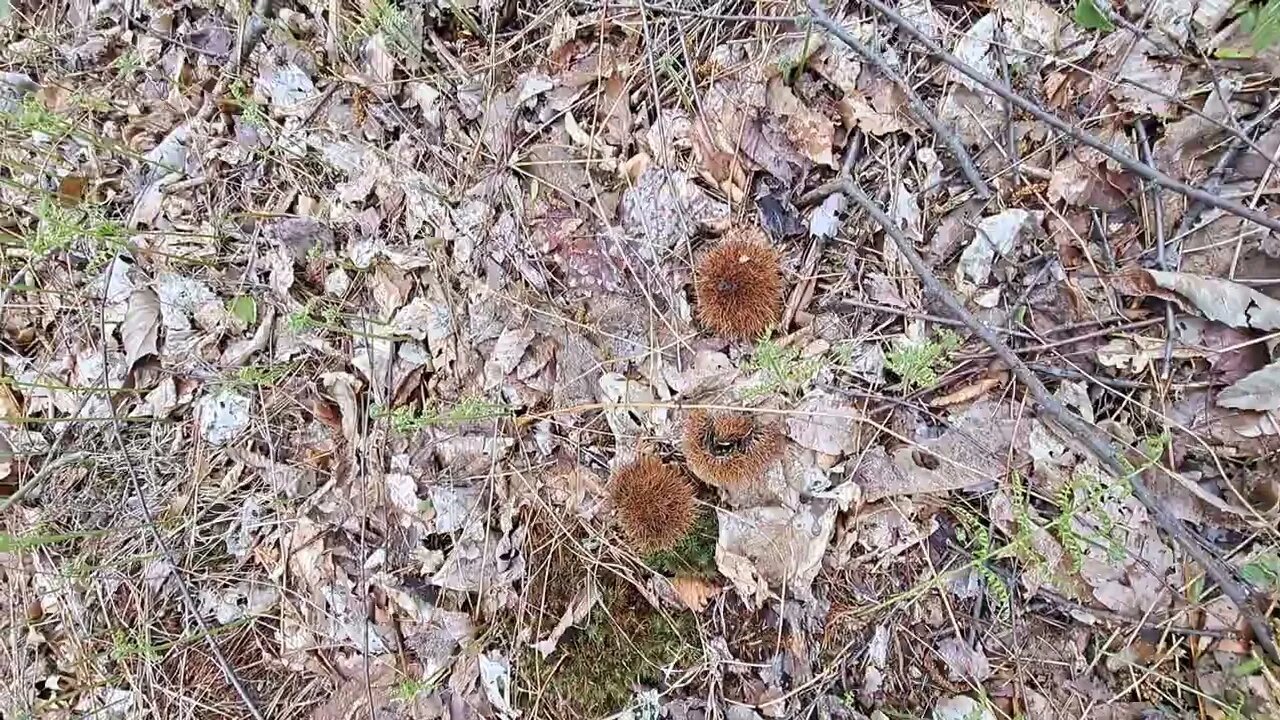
[805,1,990,199]
[848,0,1280,236]
[97,260,267,720]
[1166,102,1280,257]
[826,175,1280,664]
[1135,121,1176,379]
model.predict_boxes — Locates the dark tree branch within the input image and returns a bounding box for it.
[806,0,990,199]
[846,0,1280,236]
[821,174,1280,665]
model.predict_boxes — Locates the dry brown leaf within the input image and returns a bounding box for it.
[716,501,838,604]
[1104,39,1181,116]
[602,72,632,147]
[930,376,1002,407]
[935,637,991,682]
[837,79,911,136]
[786,393,864,456]
[319,371,363,443]
[671,575,719,612]
[852,400,1032,502]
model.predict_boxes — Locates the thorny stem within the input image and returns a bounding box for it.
[823,174,1280,666]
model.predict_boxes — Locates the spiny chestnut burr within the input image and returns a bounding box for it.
[609,456,696,553]
[693,228,783,340]
[682,409,784,486]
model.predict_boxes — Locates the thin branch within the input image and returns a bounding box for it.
[1135,121,1175,379]
[234,0,275,72]
[823,175,1280,665]
[100,260,267,720]
[806,1,990,199]
[853,0,1280,236]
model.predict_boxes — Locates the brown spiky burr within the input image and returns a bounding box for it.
[682,409,784,486]
[693,228,783,340]
[609,456,696,553]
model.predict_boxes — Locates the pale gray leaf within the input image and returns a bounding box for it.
[122,287,160,368]
[1218,361,1280,411]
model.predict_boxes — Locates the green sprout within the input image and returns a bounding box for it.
[884,328,961,390]
[375,396,510,432]
[743,334,823,398]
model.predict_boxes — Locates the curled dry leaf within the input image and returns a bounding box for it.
[1126,269,1280,331]
[929,375,1003,407]
[121,287,160,369]
[671,575,719,613]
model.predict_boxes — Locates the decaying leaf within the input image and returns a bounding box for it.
[1130,269,1280,331]
[959,209,1039,285]
[1218,361,1280,411]
[935,637,991,683]
[715,500,838,605]
[121,287,160,368]
[670,575,719,612]
[785,393,864,456]
[851,400,1033,502]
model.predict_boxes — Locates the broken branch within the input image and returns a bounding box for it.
[825,175,1280,665]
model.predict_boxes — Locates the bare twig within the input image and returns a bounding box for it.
[783,135,861,329]
[853,0,1280,236]
[1135,121,1175,379]
[806,0,991,199]
[822,175,1280,665]
[234,0,275,71]
[99,260,267,720]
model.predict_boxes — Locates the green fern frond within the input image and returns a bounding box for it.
[884,329,962,390]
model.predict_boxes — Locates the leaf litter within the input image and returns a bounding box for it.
[3,1,1280,719]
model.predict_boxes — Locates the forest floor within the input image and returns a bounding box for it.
[2,0,1280,718]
